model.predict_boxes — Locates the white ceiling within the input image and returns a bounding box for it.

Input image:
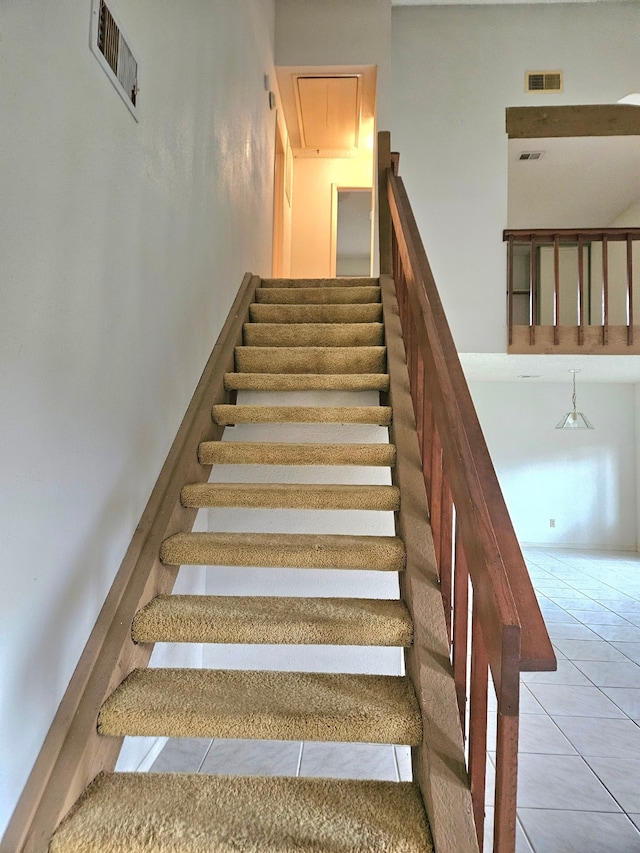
[461,352,640,384]
[508,136,640,228]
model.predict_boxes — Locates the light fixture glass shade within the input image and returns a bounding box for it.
[555,369,594,429]
[555,410,594,430]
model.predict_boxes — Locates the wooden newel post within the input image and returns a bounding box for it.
[378,131,393,276]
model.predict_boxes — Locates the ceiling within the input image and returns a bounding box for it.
[461,352,640,385]
[508,136,640,228]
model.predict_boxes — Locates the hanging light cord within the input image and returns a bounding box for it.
[572,371,577,414]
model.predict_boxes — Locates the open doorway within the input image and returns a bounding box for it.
[331,187,372,276]
[275,64,377,278]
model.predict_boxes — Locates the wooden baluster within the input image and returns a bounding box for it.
[453,529,469,735]
[553,235,560,345]
[440,475,454,646]
[507,237,514,346]
[415,348,425,455]
[430,430,443,574]
[377,132,392,276]
[578,236,585,345]
[411,321,419,404]
[529,238,537,345]
[422,389,434,497]
[468,602,489,851]
[494,712,520,853]
[627,233,634,345]
[602,234,609,346]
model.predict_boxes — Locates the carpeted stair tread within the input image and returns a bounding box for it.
[224,372,390,391]
[243,323,384,348]
[211,405,392,426]
[180,482,400,510]
[98,669,422,744]
[132,595,413,646]
[261,276,379,288]
[159,532,406,570]
[249,302,383,324]
[255,286,380,305]
[235,345,386,374]
[198,441,397,466]
[50,772,433,853]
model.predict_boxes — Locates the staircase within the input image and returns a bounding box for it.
[45,275,469,852]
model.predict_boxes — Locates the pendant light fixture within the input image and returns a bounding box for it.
[555,369,594,430]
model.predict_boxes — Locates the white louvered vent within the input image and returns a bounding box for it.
[526,71,563,93]
[519,151,544,161]
[90,0,138,119]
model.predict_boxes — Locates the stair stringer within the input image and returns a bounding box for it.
[0,274,261,853]
[380,274,479,853]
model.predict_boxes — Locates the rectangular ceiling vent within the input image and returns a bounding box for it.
[90,0,138,119]
[526,71,563,94]
[519,151,544,161]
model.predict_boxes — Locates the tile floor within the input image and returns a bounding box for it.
[150,547,640,852]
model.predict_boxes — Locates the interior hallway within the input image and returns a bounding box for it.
[150,547,640,852]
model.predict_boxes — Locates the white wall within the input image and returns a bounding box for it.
[469,381,637,550]
[290,157,374,277]
[0,0,276,834]
[391,2,640,353]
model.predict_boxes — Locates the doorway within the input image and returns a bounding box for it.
[331,186,373,277]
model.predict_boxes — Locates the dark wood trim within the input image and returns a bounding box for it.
[506,104,640,139]
[627,235,634,346]
[504,228,640,242]
[509,324,640,354]
[1,273,260,853]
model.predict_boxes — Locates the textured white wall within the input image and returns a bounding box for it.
[0,0,276,833]
[469,381,637,549]
[290,157,374,277]
[391,2,640,353]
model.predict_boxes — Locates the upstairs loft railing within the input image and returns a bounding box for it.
[505,228,640,354]
[378,132,557,853]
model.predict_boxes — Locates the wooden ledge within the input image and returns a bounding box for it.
[509,325,640,355]
[507,104,640,139]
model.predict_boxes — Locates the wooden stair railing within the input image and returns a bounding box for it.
[378,132,557,853]
[505,227,640,353]
[1,273,260,853]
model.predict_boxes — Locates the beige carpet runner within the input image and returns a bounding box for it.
[50,276,434,852]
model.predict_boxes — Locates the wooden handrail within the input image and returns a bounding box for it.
[504,227,640,241]
[378,131,555,853]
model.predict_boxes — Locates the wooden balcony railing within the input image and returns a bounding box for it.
[378,133,556,853]
[505,228,640,354]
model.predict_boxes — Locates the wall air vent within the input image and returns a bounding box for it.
[526,71,563,94]
[90,0,138,119]
[519,151,544,161]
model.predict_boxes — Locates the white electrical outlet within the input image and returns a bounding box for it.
[550,519,556,528]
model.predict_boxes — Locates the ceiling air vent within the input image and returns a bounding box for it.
[519,151,544,161]
[90,0,138,119]
[526,71,563,94]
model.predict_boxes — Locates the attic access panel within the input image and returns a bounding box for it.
[296,76,360,150]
